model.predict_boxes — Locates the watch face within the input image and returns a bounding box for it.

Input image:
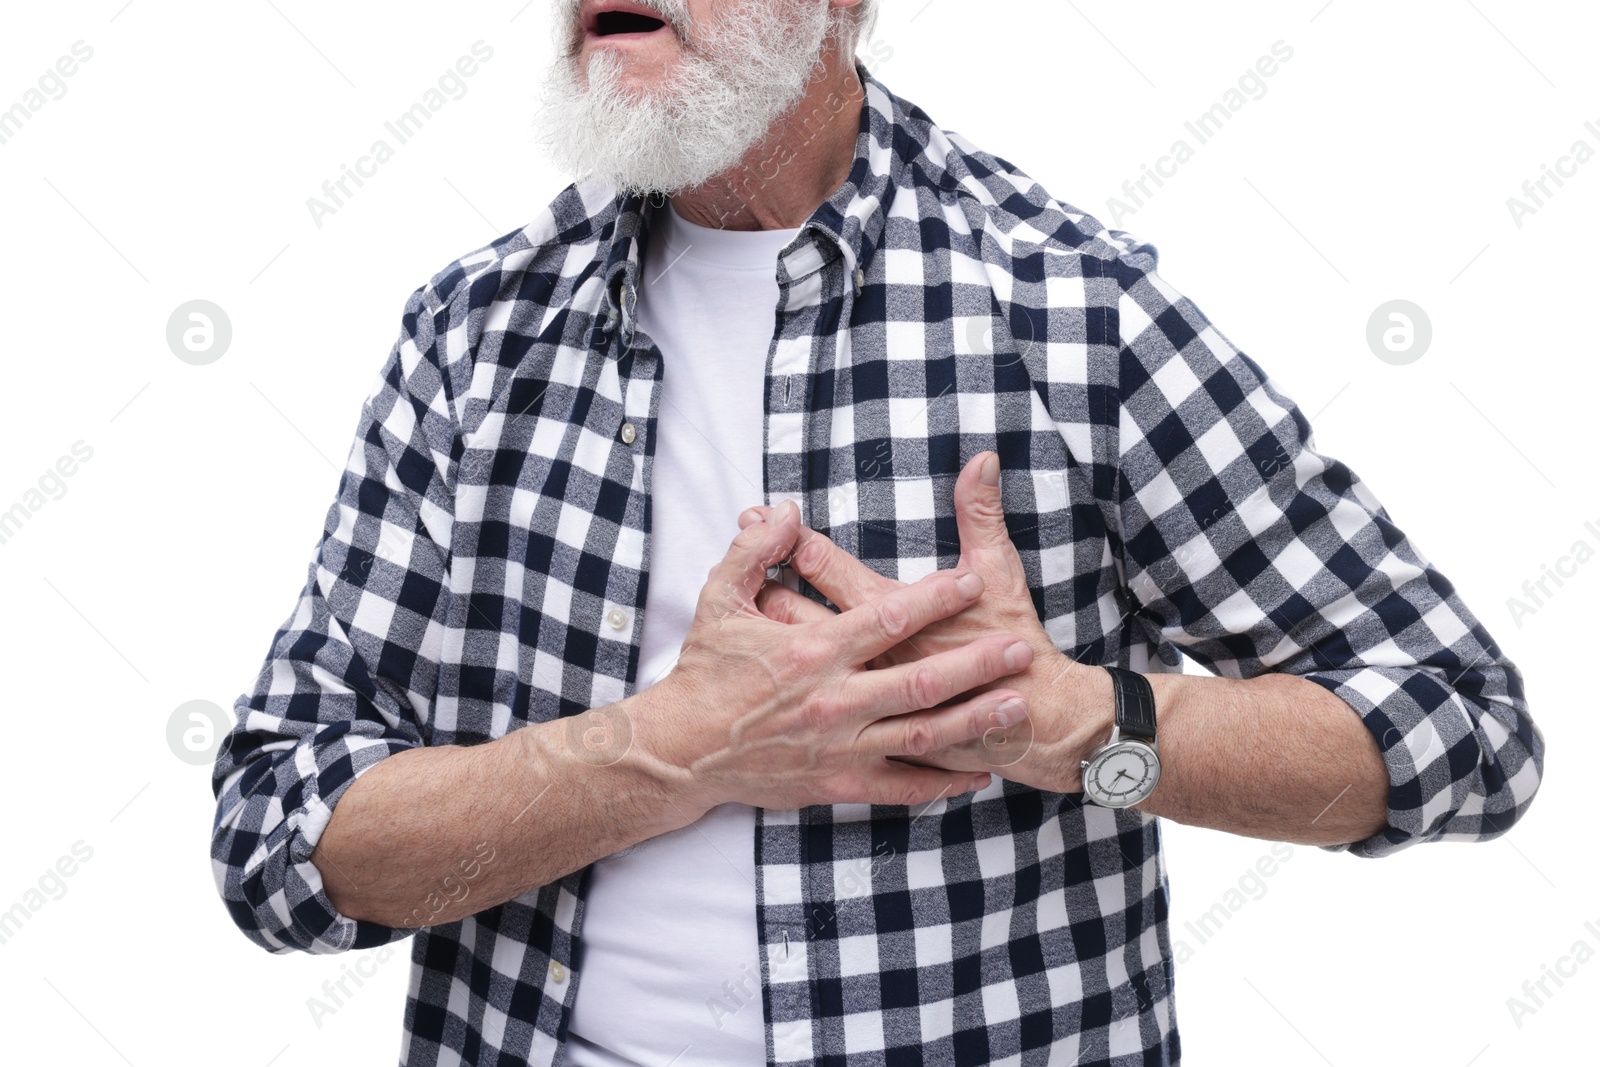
[1083,741,1160,807]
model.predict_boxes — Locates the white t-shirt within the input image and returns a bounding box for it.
[562,201,802,1066]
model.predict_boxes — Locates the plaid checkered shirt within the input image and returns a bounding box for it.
[211,60,1544,1067]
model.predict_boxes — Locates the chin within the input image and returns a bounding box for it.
[580,45,680,94]
[604,69,677,100]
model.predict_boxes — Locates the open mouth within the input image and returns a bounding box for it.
[585,3,671,40]
[596,11,666,35]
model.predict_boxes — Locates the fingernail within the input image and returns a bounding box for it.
[980,452,1000,487]
[778,499,799,522]
[992,697,1027,727]
[1003,641,1031,671]
[956,572,983,598]
[969,773,992,792]
[740,508,764,525]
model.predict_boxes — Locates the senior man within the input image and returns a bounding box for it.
[211,1,1544,1064]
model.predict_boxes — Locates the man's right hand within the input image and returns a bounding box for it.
[633,499,1034,817]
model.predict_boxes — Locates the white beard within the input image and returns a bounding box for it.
[535,0,836,196]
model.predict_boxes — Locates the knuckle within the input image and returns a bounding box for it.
[794,536,830,575]
[901,719,937,757]
[783,637,827,679]
[901,664,946,709]
[798,692,840,735]
[876,597,914,642]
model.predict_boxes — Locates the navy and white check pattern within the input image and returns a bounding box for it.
[211,59,1543,1066]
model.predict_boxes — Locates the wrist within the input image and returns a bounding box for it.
[1141,671,1183,722]
[1065,660,1117,787]
[1019,652,1115,793]
[1136,671,1188,804]
[510,687,716,837]
[625,677,722,824]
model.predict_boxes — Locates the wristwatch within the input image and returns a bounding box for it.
[1080,665,1161,808]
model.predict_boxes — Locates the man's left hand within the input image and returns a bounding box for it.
[737,451,1115,795]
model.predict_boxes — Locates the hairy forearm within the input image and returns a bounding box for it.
[1134,671,1390,846]
[312,691,705,929]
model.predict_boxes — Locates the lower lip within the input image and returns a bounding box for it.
[583,26,674,45]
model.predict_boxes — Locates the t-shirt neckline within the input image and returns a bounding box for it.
[652,199,805,271]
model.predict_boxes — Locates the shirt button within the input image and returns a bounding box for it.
[606,608,629,630]
[549,960,567,983]
[620,421,637,445]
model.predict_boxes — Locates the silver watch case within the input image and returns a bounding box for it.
[1079,726,1161,808]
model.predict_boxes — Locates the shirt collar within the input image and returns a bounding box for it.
[598,58,903,343]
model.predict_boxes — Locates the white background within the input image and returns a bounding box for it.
[0,2,1590,1064]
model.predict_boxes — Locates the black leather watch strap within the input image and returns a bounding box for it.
[1103,665,1157,741]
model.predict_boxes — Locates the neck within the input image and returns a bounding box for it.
[669,37,865,232]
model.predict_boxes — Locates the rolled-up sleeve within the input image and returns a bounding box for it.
[1100,240,1544,858]
[211,281,458,951]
